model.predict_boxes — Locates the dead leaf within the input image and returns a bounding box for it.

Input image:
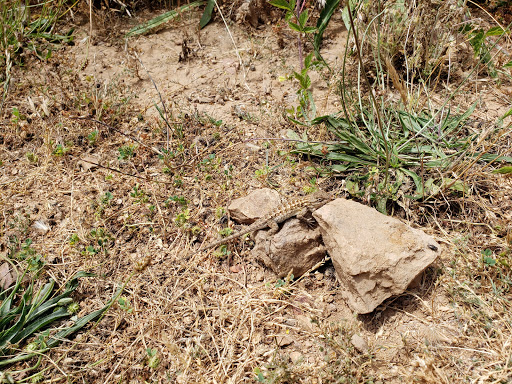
[0,262,16,291]
[230,264,243,273]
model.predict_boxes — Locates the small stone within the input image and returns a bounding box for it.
[276,335,294,347]
[289,351,302,364]
[351,334,369,354]
[245,143,261,152]
[283,319,297,326]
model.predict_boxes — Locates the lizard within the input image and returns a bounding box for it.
[188,190,333,258]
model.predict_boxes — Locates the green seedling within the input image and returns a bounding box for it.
[87,130,99,146]
[118,145,135,161]
[174,209,190,227]
[146,348,160,369]
[26,152,38,163]
[52,144,70,156]
[118,297,133,313]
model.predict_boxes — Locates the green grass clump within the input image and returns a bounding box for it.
[0,0,73,112]
[0,267,117,379]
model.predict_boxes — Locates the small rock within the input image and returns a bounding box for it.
[245,143,261,152]
[296,314,320,334]
[255,271,265,281]
[230,264,243,273]
[351,334,369,354]
[283,319,297,327]
[79,154,100,171]
[276,335,294,347]
[228,188,281,224]
[289,351,302,364]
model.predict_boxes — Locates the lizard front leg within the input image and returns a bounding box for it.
[295,207,317,228]
[263,219,280,254]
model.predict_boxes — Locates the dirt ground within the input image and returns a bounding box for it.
[1,2,512,383]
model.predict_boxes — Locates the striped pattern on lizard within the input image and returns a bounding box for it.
[189,191,333,257]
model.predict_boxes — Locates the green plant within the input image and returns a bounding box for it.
[462,24,510,78]
[146,348,160,369]
[130,184,148,203]
[174,209,190,227]
[0,270,115,374]
[218,228,234,237]
[270,0,329,124]
[68,233,80,246]
[165,195,187,207]
[0,1,73,112]
[94,191,113,217]
[118,144,135,161]
[25,152,38,163]
[254,166,270,180]
[83,227,113,255]
[482,248,496,267]
[87,130,99,146]
[9,239,44,272]
[118,297,133,313]
[126,1,205,36]
[290,104,511,212]
[11,107,25,124]
[52,143,70,156]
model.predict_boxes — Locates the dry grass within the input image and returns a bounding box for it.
[1,1,512,383]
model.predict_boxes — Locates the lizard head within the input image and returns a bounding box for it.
[308,190,333,207]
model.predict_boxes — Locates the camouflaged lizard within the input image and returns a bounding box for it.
[189,191,333,257]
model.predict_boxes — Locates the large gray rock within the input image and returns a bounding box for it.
[313,199,439,314]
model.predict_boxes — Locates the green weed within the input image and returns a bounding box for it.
[0,270,115,377]
[82,227,113,256]
[118,145,135,161]
[165,195,187,207]
[8,238,44,272]
[25,152,38,164]
[52,143,70,156]
[462,24,510,78]
[146,348,160,369]
[0,1,73,112]
[118,297,133,313]
[130,184,148,203]
[87,130,99,146]
[174,209,190,227]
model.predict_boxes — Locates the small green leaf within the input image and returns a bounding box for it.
[503,60,512,68]
[492,166,512,174]
[485,26,505,36]
[299,9,309,28]
[303,26,317,33]
[483,257,496,266]
[269,0,292,11]
[502,107,512,119]
[286,130,301,141]
[304,52,313,68]
[199,0,214,29]
[288,21,301,32]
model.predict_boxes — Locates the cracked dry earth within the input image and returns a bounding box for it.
[2,5,512,383]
